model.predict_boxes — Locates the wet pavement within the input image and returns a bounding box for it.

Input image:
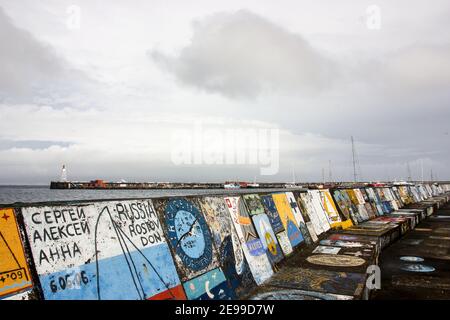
[372,203,450,299]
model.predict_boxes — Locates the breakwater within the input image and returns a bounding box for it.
[1,182,449,300]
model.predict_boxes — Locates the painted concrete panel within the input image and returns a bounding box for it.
[252,213,283,264]
[153,198,219,283]
[260,195,284,234]
[285,192,315,244]
[293,192,319,243]
[319,190,342,225]
[22,200,185,300]
[0,208,33,299]
[308,190,332,232]
[224,196,273,285]
[182,268,234,300]
[196,196,254,297]
[242,194,265,216]
[276,231,293,256]
[272,193,304,248]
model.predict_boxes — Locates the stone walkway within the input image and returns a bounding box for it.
[373,203,450,299]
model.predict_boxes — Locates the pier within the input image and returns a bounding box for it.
[1,182,449,300]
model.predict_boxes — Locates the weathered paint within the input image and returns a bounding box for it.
[224,196,273,285]
[344,189,364,222]
[293,192,319,242]
[260,195,284,234]
[298,192,325,236]
[153,198,219,283]
[319,190,342,227]
[182,268,234,300]
[331,190,349,220]
[361,190,378,219]
[285,192,315,244]
[22,200,185,300]
[265,266,366,298]
[196,196,254,297]
[0,208,33,299]
[2,183,447,300]
[252,213,284,264]
[308,190,332,233]
[365,188,384,216]
[2,288,33,300]
[251,287,353,300]
[353,189,366,205]
[271,193,304,248]
[284,192,304,227]
[242,194,265,216]
[276,231,294,256]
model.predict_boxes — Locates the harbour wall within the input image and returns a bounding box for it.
[1,183,449,300]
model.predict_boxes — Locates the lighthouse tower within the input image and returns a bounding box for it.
[60,164,68,182]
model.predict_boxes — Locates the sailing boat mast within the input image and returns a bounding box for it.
[328,160,333,183]
[351,136,357,182]
[407,162,412,182]
[292,165,296,184]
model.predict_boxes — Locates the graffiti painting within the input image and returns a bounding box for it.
[344,190,364,223]
[308,190,331,233]
[224,196,273,285]
[242,194,265,216]
[276,231,293,256]
[331,190,353,222]
[251,213,283,264]
[182,268,235,300]
[306,254,366,267]
[251,288,353,300]
[196,196,254,297]
[319,190,342,225]
[22,201,186,300]
[266,267,366,297]
[0,208,33,299]
[260,195,284,233]
[154,198,219,282]
[285,192,314,244]
[293,192,319,243]
[271,193,304,248]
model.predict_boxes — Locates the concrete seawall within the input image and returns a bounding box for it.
[1,183,449,300]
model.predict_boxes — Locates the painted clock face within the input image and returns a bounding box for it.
[165,199,213,272]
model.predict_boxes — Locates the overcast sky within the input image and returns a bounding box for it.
[0,0,449,184]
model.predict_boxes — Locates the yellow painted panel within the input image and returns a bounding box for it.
[272,193,299,230]
[320,190,342,223]
[0,208,33,298]
[346,189,359,205]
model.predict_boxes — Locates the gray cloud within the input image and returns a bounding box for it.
[0,6,91,105]
[150,9,338,98]
[0,139,73,151]
[1,2,450,184]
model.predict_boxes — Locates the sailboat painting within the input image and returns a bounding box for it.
[21,201,186,300]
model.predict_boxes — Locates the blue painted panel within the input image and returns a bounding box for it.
[183,268,234,300]
[251,214,283,264]
[261,195,284,233]
[39,243,183,300]
[286,220,303,247]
